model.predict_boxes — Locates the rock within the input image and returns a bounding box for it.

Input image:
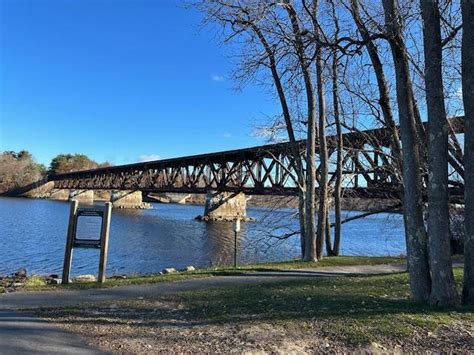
[12,282,24,288]
[162,268,177,274]
[73,274,97,283]
[48,278,62,285]
[185,266,196,272]
[14,268,27,278]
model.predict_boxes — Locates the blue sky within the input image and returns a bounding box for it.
[0,0,279,166]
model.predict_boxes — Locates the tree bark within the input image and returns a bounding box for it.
[332,47,342,256]
[420,0,457,306]
[462,0,474,305]
[285,1,318,261]
[315,43,328,260]
[382,0,431,302]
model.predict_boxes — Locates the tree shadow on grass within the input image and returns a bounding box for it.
[36,274,473,330]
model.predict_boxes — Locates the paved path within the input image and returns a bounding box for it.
[0,311,102,354]
[0,263,409,354]
[0,263,407,310]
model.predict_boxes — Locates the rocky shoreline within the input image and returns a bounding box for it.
[0,265,198,293]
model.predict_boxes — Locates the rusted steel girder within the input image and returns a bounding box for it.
[48,117,465,200]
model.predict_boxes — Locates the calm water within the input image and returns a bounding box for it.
[0,197,406,276]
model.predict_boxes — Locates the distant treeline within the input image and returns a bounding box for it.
[0,151,112,194]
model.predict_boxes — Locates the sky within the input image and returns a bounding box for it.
[0,0,279,166]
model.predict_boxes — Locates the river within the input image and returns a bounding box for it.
[0,197,406,276]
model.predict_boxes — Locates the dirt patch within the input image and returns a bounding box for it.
[36,298,473,354]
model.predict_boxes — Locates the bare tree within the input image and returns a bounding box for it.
[462,0,474,305]
[195,1,317,259]
[349,0,402,173]
[420,0,457,306]
[382,0,431,302]
[283,0,319,261]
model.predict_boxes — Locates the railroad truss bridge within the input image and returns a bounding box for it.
[46,117,465,219]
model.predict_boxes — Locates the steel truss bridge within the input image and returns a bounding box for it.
[48,117,465,201]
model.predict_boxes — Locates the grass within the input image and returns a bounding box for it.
[34,267,472,348]
[172,267,471,345]
[235,255,405,270]
[19,256,404,292]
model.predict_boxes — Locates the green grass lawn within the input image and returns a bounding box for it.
[18,256,405,292]
[159,267,473,345]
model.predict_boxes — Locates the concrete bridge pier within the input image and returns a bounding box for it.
[110,190,151,209]
[167,193,192,204]
[69,190,94,204]
[199,191,250,222]
[50,189,70,201]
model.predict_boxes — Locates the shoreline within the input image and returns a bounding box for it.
[1,256,408,294]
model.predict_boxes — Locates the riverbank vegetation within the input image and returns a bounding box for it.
[0,151,45,194]
[0,151,111,194]
[34,268,472,353]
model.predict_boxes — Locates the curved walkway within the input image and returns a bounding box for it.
[0,263,407,310]
[0,263,408,354]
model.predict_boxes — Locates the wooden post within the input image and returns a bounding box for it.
[98,202,112,283]
[62,200,78,284]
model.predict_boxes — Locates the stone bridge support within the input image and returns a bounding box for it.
[167,193,192,204]
[69,190,94,204]
[200,191,249,222]
[110,190,151,209]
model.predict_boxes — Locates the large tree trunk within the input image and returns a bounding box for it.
[462,0,474,305]
[332,48,342,256]
[285,1,318,261]
[382,0,431,302]
[315,44,328,260]
[420,0,457,306]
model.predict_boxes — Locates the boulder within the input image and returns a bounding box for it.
[162,268,177,274]
[48,278,62,285]
[14,268,27,279]
[185,266,196,272]
[73,274,97,283]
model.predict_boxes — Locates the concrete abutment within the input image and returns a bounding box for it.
[110,190,151,209]
[68,190,94,204]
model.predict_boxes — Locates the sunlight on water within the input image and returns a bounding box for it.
[0,197,405,276]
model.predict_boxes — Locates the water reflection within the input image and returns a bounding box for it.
[202,222,247,266]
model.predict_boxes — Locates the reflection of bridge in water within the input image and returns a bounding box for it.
[46,117,465,218]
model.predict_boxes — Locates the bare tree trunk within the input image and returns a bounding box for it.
[420,0,457,306]
[462,0,474,305]
[350,0,402,174]
[325,211,333,255]
[332,46,342,256]
[299,190,307,257]
[285,1,318,261]
[315,43,328,260]
[382,0,431,302]
[252,24,308,259]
